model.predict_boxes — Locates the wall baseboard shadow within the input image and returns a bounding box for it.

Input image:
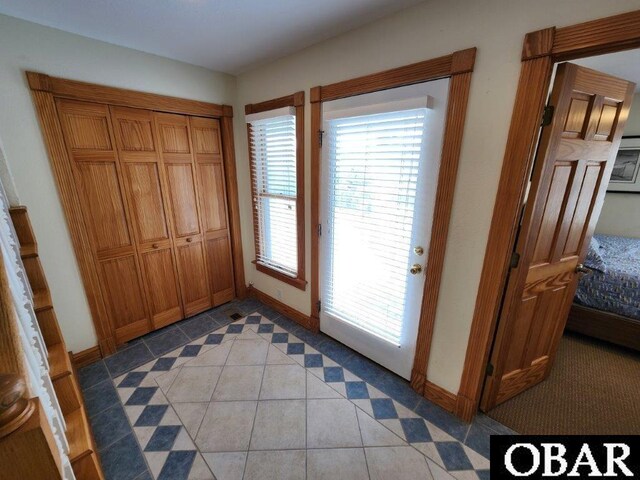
[247,285,312,330]
[71,345,102,368]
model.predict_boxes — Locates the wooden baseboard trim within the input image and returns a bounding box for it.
[424,381,458,414]
[71,346,102,369]
[247,286,311,330]
[454,393,476,422]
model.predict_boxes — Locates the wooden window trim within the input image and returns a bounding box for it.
[245,92,307,291]
[457,8,640,423]
[310,48,477,412]
[26,72,246,356]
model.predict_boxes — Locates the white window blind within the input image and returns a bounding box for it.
[324,108,428,345]
[248,111,298,277]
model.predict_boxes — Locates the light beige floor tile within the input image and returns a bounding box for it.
[145,451,168,478]
[185,342,232,367]
[427,458,456,480]
[244,450,306,480]
[188,453,215,479]
[266,344,296,365]
[166,366,222,403]
[155,367,181,392]
[195,401,257,452]
[250,399,306,450]
[307,398,362,448]
[202,452,247,480]
[260,364,306,399]
[356,407,406,446]
[226,339,269,365]
[212,365,264,401]
[365,446,433,480]
[307,448,369,480]
[173,402,208,438]
[306,372,342,399]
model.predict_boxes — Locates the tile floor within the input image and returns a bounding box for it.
[78,299,514,480]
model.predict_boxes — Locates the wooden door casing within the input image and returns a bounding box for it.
[154,112,212,316]
[56,99,152,343]
[110,106,183,329]
[190,116,235,305]
[481,63,635,410]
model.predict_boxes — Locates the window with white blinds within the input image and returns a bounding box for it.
[248,112,299,277]
[323,108,428,345]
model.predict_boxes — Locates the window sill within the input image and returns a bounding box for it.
[253,261,307,291]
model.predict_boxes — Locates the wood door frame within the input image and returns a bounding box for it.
[27,72,246,356]
[457,9,640,422]
[245,92,307,291]
[309,48,476,408]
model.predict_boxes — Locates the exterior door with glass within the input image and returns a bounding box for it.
[319,80,449,379]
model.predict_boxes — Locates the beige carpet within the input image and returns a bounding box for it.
[486,332,640,435]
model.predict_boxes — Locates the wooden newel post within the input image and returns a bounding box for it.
[0,373,63,479]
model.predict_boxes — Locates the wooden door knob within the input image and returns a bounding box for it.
[186,237,193,243]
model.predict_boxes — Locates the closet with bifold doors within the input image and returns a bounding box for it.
[54,96,236,346]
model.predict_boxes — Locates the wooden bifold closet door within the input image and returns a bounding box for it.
[55,99,235,344]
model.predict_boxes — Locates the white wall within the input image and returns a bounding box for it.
[234,0,640,393]
[596,93,640,239]
[0,14,236,352]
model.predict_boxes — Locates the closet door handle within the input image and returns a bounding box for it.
[152,243,159,249]
[186,237,193,243]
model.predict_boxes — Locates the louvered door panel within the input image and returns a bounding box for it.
[111,106,183,328]
[155,112,211,315]
[57,99,152,342]
[191,116,235,305]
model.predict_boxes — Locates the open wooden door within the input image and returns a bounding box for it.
[481,63,635,411]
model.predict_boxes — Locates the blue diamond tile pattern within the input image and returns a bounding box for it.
[107,311,495,479]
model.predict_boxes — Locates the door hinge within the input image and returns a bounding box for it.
[317,223,322,237]
[509,251,520,269]
[318,130,325,147]
[316,300,322,313]
[486,362,494,376]
[541,105,554,127]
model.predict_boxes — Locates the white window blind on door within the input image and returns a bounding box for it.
[248,110,298,277]
[324,108,428,345]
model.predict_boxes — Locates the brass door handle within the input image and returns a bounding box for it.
[575,263,592,275]
[410,264,423,275]
[152,243,159,249]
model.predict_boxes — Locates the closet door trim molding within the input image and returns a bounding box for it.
[27,72,245,356]
[310,48,476,409]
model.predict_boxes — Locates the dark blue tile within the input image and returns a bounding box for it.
[323,366,344,383]
[158,450,197,480]
[287,343,305,355]
[292,327,324,348]
[317,338,354,364]
[464,422,492,459]
[104,342,154,377]
[371,398,398,419]
[345,381,369,399]
[141,323,180,341]
[83,379,120,418]
[474,413,517,436]
[179,314,219,340]
[180,345,202,357]
[271,332,289,343]
[341,353,385,383]
[126,387,158,405]
[373,373,422,410]
[133,471,153,480]
[135,404,169,427]
[400,418,432,443]
[78,360,110,390]
[145,425,181,451]
[145,328,190,357]
[414,399,470,442]
[257,323,274,333]
[235,298,262,315]
[101,433,147,480]
[245,314,262,324]
[151,357,177,371]
[304,353,323,368]
[272,315,300,332]
[226,324,244,334]
[477,469,490,480]
[118,371,148,388]
[435,441,474,471]
[90,403,131,451]
[205,333,225,344]
[257,304,281,319]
